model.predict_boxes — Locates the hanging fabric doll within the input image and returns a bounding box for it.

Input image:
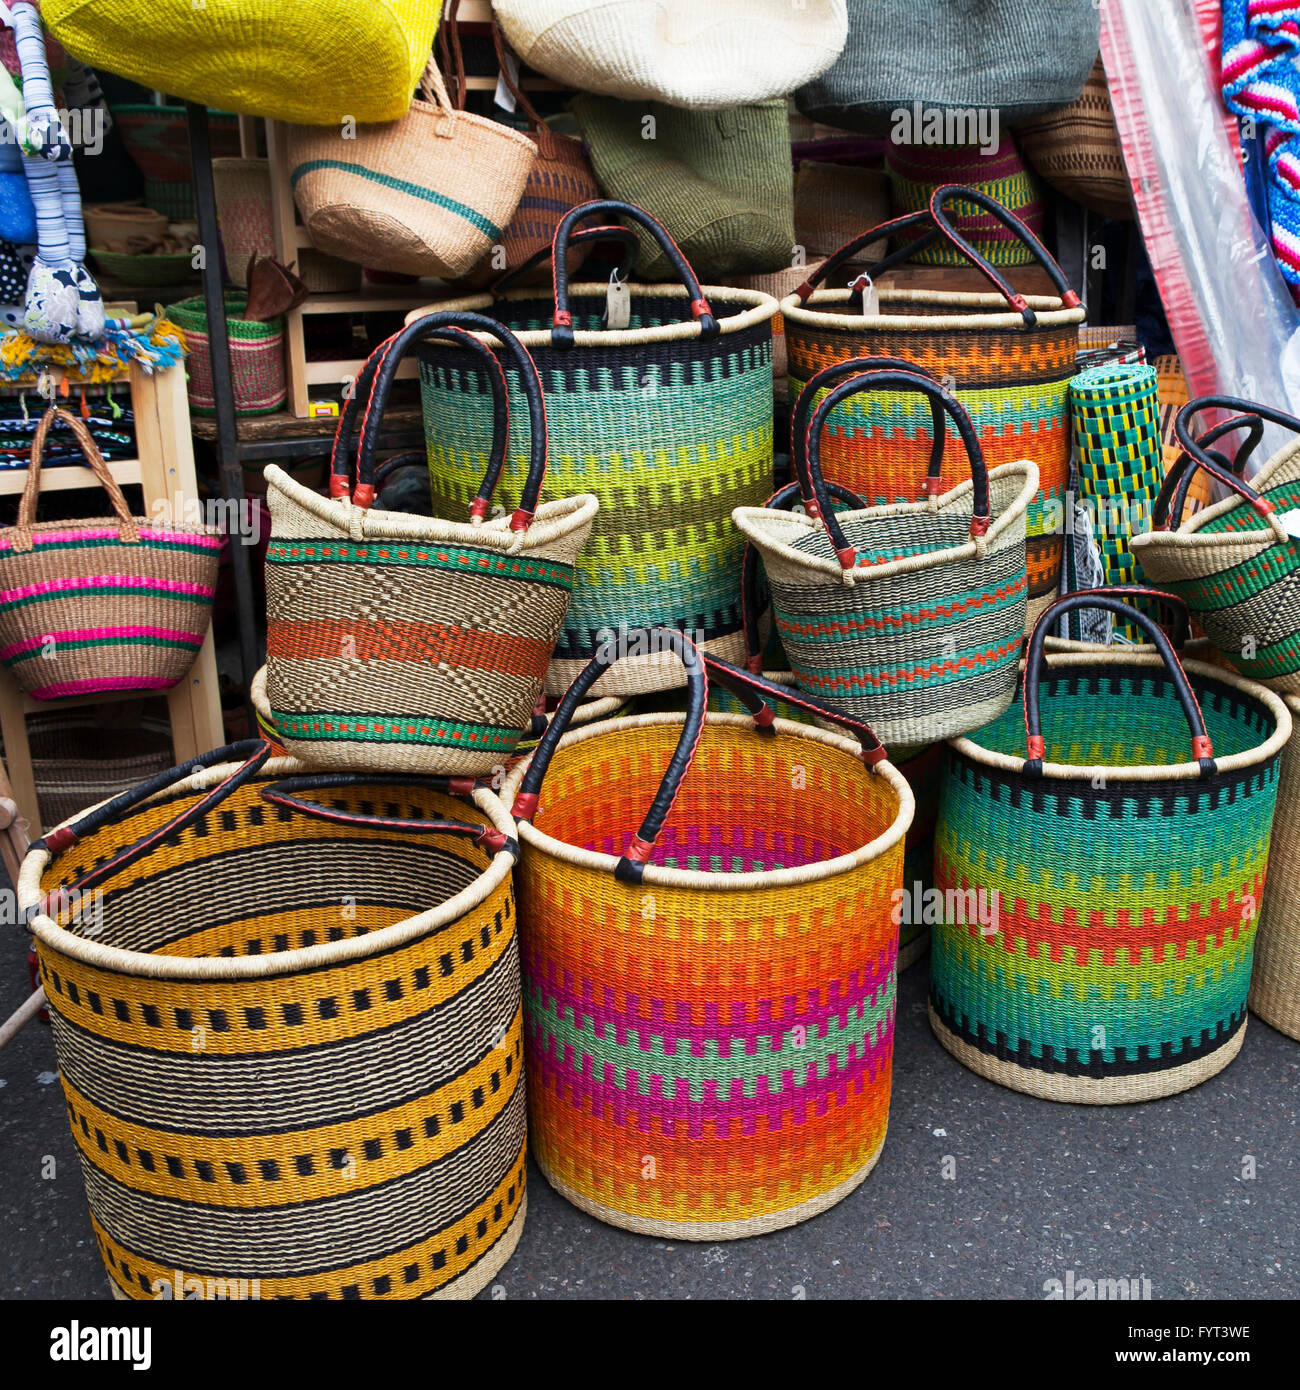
[9,0,102,343]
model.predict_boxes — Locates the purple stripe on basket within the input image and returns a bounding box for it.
[527,1023,894,1136]
[0,576,216,602]
[579,825,842,866]
[523,952,896,1055]
[24,676,177,699]
[516,195,574,215]
[0,625,206,660]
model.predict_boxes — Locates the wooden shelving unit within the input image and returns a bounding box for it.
[0,362,225,834]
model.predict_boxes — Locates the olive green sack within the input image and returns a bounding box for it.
[571,97,795,281]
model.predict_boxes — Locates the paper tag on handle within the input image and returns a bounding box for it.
[606,275,631,330]
[1275,507,1300,540]
[849,274,879,316]
[493,49,521,114]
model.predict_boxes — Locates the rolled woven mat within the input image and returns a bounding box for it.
[1068,361,1165,641]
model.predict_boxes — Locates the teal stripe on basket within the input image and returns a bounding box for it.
[290,160,501,240]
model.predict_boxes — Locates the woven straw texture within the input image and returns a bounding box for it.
[167,293,285,417]
[783,287,1083,628]
[0,409,219,701]
[734,462,1038,744]
[1130,439,1300,695]
[416,287,778,696]
[264,471,598,776]
[794,0,1099,129]
[502,711,912,1237]
[1017,58,1132,220]
[494,0,848,108]
[44,0,441,126]
[795,163,890,261]
[886,141,1045,267]
[571,98,796,282]
[287,62,537,279]
[20,760,526,1300]
[25,713,172,832]
[1249,694,1300,1040]
[730,262,826,403]
[1069,362,1165,641]
[933,653,1290,1103]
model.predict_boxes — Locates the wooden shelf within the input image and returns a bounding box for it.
[0,458,142,495]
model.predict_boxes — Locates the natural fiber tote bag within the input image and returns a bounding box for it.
[415,199,779,698]
[167,293,286,417]
[1249,692,1300,1041]
[286,58,537,279]
[932,588,1292,1103]
[501,631,914,1238]
[1130,396,1300,694]
[494,0,848,108]
[20,741,528,1300]
[44,0,440,126]
[264,311,598,774]
[733,365,1038,744]
[0,408,220,701]
[1017,57,1133,221]
[781,185,1085,629]
[795,0,1099,131]
[571,97,796,282]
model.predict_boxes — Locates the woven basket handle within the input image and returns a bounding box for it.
[741,479,867,671]
[1156,414,1264,532]
[491,223,640,298]
[511,627,707,884]
[794,209,941,302]
[359,312,549,530]
[330,318,509,514]
[702,654,890,767]
[803,369,992,569]
[1022,588,1215,779]
[32,740,273,911]
[549,199,719,348]
[259,774,516,856]
[929,185,1081,328]
[790,356,945,510]
[12,408,140,553]
[1169,395,1299,544]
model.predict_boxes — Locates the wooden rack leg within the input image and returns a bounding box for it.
[0,667,39,840]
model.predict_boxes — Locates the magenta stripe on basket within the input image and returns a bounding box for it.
[527,1027,894,1137]
[24,676,177,699]
[0,528,224,550]
[0,625,206,660]
[0,575,217,602]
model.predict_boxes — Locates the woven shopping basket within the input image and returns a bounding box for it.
[414,199,779,697]
[286,57,536,279]
[931,588,1292,1103]
[19,740,527,1300]
[1130,395,1300,693]
[264,311,598,775]
[781,185,1085,629]
[0,408,220,700]
[167,293,285,417]
[733,363,1038,744]
[502,631,913,1238]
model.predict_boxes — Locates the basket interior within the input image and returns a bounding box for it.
[38,777,494,959]
[967,666,1277,768]
[532,721,900,872]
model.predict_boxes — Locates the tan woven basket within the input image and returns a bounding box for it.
[795,162,889,260]
[286,59,537,279]
[1251,694,1300,1040]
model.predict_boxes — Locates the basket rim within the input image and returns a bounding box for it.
[731,460,1040,582]
[18,755,518,982]
[264,466,600,548]
[404,283,779,348]
[948,652,1293,781]
[1130,437,1300,551]
[497,710,915,890]
[779,285,1087,334]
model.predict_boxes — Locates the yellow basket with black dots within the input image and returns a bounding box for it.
[19,742,526,1301]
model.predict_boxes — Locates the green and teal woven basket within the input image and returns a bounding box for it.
[930,589,1291,1103]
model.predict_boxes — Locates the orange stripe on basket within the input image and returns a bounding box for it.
[267,621,552,673]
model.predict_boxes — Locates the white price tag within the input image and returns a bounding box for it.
[494,49,521,114]
[1274,507,1300,541]
[606,275,631,330]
